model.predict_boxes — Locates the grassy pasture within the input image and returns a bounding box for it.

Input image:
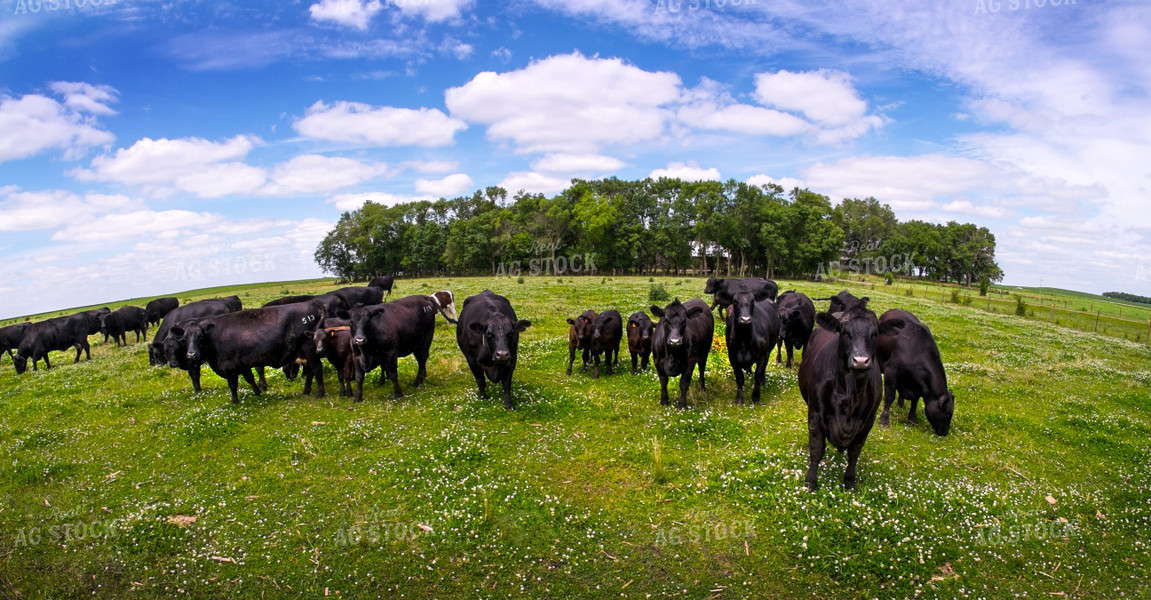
[1,275,1149,599]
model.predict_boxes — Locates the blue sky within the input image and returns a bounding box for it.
[1,0,1148,318]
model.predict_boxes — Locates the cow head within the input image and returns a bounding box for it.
[314,319,350,356]
[343,306,381,348]
[566,310,596,348]
[815,299,896,372]
[12,352,28,375]
[591,312,615,343]
[926,390,955,436]
[651,299,705,349]
[98,313,111,335]
[703,277,723,295]
[434,290,458,322]
[628,313,653,342]
[171,320,213,365]
[471,315,530,365]
[730,289,772,327]
[827,291,865,315]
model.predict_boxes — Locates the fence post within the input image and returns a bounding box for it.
[1095,311,1100,332]
[1146,318,1150,346]
[1050,304,1055,323]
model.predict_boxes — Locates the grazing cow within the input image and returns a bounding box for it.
[263,294,318,307]
[100,306,149,346]
[12,313,92,374]
[208,295,243,312]
[342,294,438,401]
[565,310,597,376]
[145,297,179,326]
[329,286,383,309]
[81,308,111,343]
[877,309,955,436]
[725,289,780,404]
[171,300,327,403]
[651,298,714,409]
[456,290,531,409]
[797,299,904,491]
[626,311,655,374]
[367,275,395,298]
[589,309,622,378]
[705,277,779,318]
[0,323,30,364]
[775,291,816,368]
[815,291,865,315]
[313,317,355,398]
[150,298,242,367]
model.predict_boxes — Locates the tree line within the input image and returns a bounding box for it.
[314,177,1003,287]
[1103,292,1151,306]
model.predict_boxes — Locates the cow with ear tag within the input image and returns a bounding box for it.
[798,297,904,491]
[456,290,531,409]
[650,298,714,409]
[626,311,655,375]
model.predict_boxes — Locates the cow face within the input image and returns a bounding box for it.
[345,307,380,348]
[652,299,705,349]
[13,353,28,374]
[471,316,530,365]
[926,390,955,436]
[163,333,186,368]
[729,290,771,327]
[434,290,458,321]
[98,313,111,335]
[703,277,723,295]
[816,303,888,372]
[173,321,214,364]
[566,311,596,348]
[628,314,653,342]
[591,312,614,343]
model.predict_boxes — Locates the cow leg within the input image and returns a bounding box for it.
[658,370,670,406]
[641,353,649,371]
[41,354,49,370]
[311,358,325,399]
[593,351,601,379]
[189,365,202,393]
[227,374,241,404]
[752,357,767,404]
[732,364,745,404]
[908,396,920,423]
[82,339,90,360]
[257,367,268,392]
[697,353,707,391]
[607,346,616,374]
[354,365,366,403]
[630,351,638,375]
[581,348,590,373]
[776,339,783,364]
[414,346,429,387]
[805,426,826,492]
[467,360,487,400]
[389,357,403,399]
[501,373,514,410]
[786,342,796,369]
[879,374,897,427]
[241,369,262,395]
[678,366,694,410]
[844,441,865,490]
[567,345,576,376]
[74,343,84,363]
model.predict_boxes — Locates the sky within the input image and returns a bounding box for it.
[0,0,1148,319]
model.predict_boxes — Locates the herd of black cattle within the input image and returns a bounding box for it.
[0,275,954,491]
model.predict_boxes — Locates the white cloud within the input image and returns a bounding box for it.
[649,162,720,182]
[327,192,437,211]
[747,174,804,192]
[0,87,116,162]
[400,160,459,174]
[391,0,474,22]
[263,155,390,195]
[414,173,474,197]
[308,0,384,31]
[75,135,264,197]
[446,52,681,154]
[0,189,142,232]
[498,171,571,196]
[294,100,466,147]
[531,153,626,174]
[752,70,886,143]
[51,210,223,244]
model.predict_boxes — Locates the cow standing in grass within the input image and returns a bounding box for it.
[651,298,713,409]
[12,313,92,374]
[313,317,355,398]
[725,288,780,404]
[456,290,531,409]
[589,309,622,378]
[566,310,597,376]
[877,309,955,436]
[775,291,815,368]
[705,277,778,319]
[100,306,149,346]
[798,298,903,490]
[626,311,654,374]
[368,275,395,299]
[0,323,29,364]
[145,297,179,326]
[343,294,438,401]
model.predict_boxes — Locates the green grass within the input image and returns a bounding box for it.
[1,275,1149,599]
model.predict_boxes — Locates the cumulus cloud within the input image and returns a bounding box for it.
[308,0,384,30]
[531,153,626,174]
[0,189,142,232]
[0,84,117,162]
[75,136,266,198]
[446,52,681,154]
[649,162,720,182]
[497,171,571,196]
[414,173,474,197]
[263,155,390,195]
[294,100,467,147]
[746,174,803,192]
[327,192,436,210]
[391,0,474,22]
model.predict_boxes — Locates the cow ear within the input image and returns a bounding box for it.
[515,319,531,332]
[753,289,772,303]
[469,322,486,334]
[170,326,184,337]
[878,318,906,336]
[858,297,870,309]
[686,306,705,319]
[650,305,664,318]
[567,318,575,325]
[816,312,841,332]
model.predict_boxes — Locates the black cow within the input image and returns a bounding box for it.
[797,298,904,491]
[456,290,531,409]
[12,313,92,374]
[263,294,318,307]
[330,286,383,309]
[725,288,780,404]
[343,294,438,401]
[877,309,954,436]
[626,311,654,374]
[207,295,243,312]
[367,275,395,298]
[0,322,30,364]
[262,293,344,316]
[651,298,714,409]
[565,310,597,376]
[313,317,355,398]
[81,308,111,343]
[100,306,148,346]
[816,291,865,315]
[775,291,816,368]
[150,298,242,367]
[171,300,326,403]
[145,297,179,326]
[588,309,622,379]
[705,277,779,318]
